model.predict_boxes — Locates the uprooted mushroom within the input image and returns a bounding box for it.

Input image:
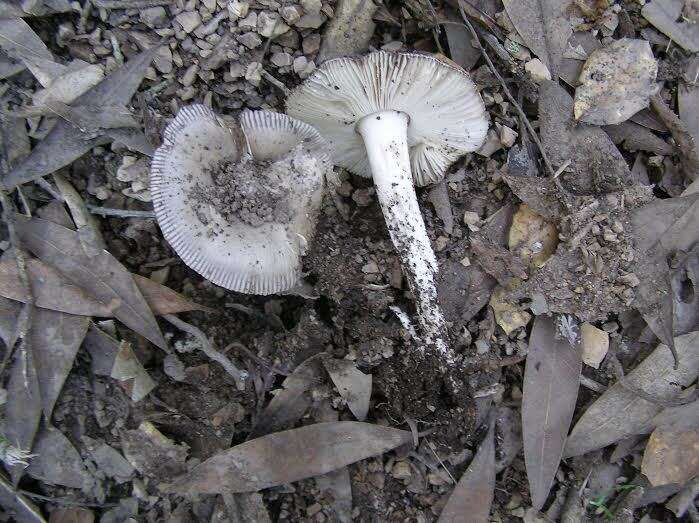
[150,105,331,294]
[287,51,489,364]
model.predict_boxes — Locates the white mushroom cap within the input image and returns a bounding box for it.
[151,105,330,295]
[286,51,489,186]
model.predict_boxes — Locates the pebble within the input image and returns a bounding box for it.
[280,5,301,23]
[362,261,379,274]
[391,461,412,480]
[238,11,257,29]
[499,125,518,148]
[237,31,262,49]
[140,6,167,28]
[180,64,199,86]
[176,11,202,33]
[245,62,262,86]
[525,58,551,83]
[352,187,374,206]
[618,272,640,287]
[271,52,293,67]
[258,11,290,38]
[300,0,322,14]
[302,33,321,54]
[580,323,609,369]
[227,0,248,20]
[295,12,326,29]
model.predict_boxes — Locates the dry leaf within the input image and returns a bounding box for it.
[502,0,573,77]
[0,257,207,316]
[14,216,167,350]
[48,507,94,523]
[0,18,56,87]
[250,354,325,438]
[438,419,495,523]
[32,64,104,106]
[651,399,699,433]
[82,324,120,376]
[26,426,92,489]
[4,347,42,483]
[508,204,558,268]
[121,421,188,481]
[574,39,659,125]
[643,0,699,53]
[443,7,480,71]
[314,405,352,523]
[522,315,581,510]
[222,493,271,523]
[0,296,20,347]
[4,47,157,190]
[671,244,699,335]
[428,182,454,235]
[564,331,699,457]
[111,341,156,402]
[501,175,565,220]
[540,81,632,195]
[642,427,699,486]
[322,357,372,421]
[604,121,674,156]
[32,308,89,418]
[0,473,45,523]
[162,422,412,494]
[317,0,376,63]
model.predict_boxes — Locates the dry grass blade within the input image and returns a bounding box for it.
[161,421,412,494]
[522,315,581,510]
[13,215,167,351]
[437,419,495,522]
[564,331,699,457]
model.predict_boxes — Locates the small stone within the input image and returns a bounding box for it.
[302,33,321,54]
[227,0,248,19]
[140,6,167,27]
[180,64,199,86]
[271,51,293,67]
[435,236,449,251]
[362,261,379,274]
[463,210,481,231]
[352,187,374,206]
[280,5,301,24]
[176,11,202,33]
[525,58,551,83]
[460,256,471,267]
[391,461,412,480]
[301,0,322,14]
[295,13,326,29]
[229,61,245,77]
[618,272,640,287]
[258,11,290,38]
[163,354,186,381]
[237,31,262,49]
[611,220,624,233]
[245,61,262,86]
[475,338,490,354]
[580,323,609,369]
[306,504,322,517]
[499,125,517,148]
[427,472,447,486]
[238,11,257,30]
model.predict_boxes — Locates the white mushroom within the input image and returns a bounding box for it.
[150,105,330,294]
[287,51,488,363]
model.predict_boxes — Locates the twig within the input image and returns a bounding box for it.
[579,374,606,394]
[86,204,155,218]
[455,13,557,179]
[425,437,457,484]
[650,94,699,182]
[163,314,248,390]
[224,341,290,376]
[260,69,289,96]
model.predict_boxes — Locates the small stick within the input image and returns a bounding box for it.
[455,13,557,179]
[163,314,247,390]
[86,205,155,218]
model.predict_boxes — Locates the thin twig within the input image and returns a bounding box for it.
[425,437,457,484]
[260,69,289,95]
[163,314,248,390]
[86,204,155,218]
[455,13,557,178]
[224,341,290,376]
[579,374,606,394]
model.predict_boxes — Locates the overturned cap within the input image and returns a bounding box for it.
[151,105,330,294]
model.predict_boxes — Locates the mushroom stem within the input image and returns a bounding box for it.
[356,110,455,364]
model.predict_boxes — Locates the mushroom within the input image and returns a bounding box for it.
[286,51,488,362]
[150,105,331,294]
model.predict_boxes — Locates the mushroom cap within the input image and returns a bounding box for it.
[286,51,489,187]
[151,105,330,295]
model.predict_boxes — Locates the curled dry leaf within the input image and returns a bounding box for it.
[564,331,699,457]
[522,315,582,510]
[322,357,372,421]
[641,427,699,486]
[13,216,167,351]
[250,354,325,438]
[574,39,659,125]
[508,204,558,268]
[438,419,495,523]
[161,422,412,494]
[643,0,699,53]
[501,0,573,77]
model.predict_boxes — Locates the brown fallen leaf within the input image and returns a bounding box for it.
[3,47,156,190]
[522,315,581,510]
[437,419,495,523]
[250,353,325,438]
[428,182,454,235]
[604,121,674,156]
[508,204,558,268]
[643,0,699,53]
[0,18,57,87]
[650,399,699,433]
[161,422,412,494]
[574,39,659,126]
[32,308,89,418]
[438,259,497,326]
[111,341,156,402]
[540,81,632,195]
[14,216,167,350]
[0,472,45,523]
[322,357,372,421]
[641,427,699,486]
[671,244,699,336]
[26,426,92,489]
[0,257,208,316]
[564,331,699,457]
[501,0,573,77]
